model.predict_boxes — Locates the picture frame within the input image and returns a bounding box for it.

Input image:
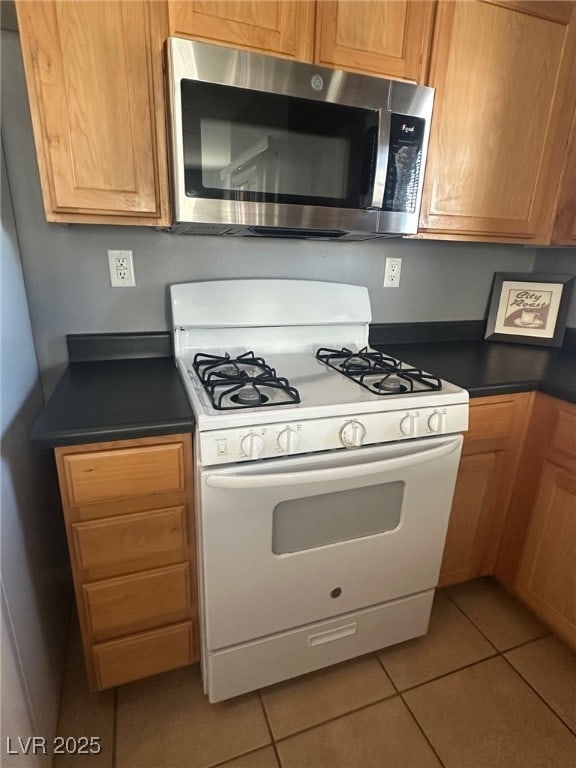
[484,273,575,348]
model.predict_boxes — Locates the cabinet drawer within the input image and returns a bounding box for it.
[93,621,195,689]
[83,563,191,641]
[63,443,185,506]
[71,506,188,575]
[466,400,516,445]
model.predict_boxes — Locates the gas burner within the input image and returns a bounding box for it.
[192,351,300,411]
[342,356,371,372]
[231,386,269,406]
[316,346,442,396]
[373,376,408,394]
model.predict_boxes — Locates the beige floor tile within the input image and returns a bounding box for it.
[446,577,548,650]
[505,635,576,733]
[116,665,270,768]
[378,591,496,690]
[404,656,576,768]
[261,654,395,739]
[54,661,115,768]
[216,746,279,768]
[276,696,441,768]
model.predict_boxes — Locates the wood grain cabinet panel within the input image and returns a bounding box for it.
[93,621,195,689]
[439,393,532,587]
[315,0,435,81]
[55,434,197,689]
[83,563,191,642]
[419,0,576,243]
[62,443,185,506]
[16,0,170,225]
[168,0,315,61]
[71,506,188,576]
[495,395,576,647]
[439,451,500,585]
[515,461,576,648]
[551,108,576,245]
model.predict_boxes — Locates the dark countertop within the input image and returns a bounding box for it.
[32,357,195,448]
[372,340,576,403]
[32,329,575,449]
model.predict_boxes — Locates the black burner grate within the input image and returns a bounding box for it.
[315,346,442,395]
[192,351,301,410]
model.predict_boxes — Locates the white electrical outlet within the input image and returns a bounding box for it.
[107,250,135,287]
[383,257,402,287]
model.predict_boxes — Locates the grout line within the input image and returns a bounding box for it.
[397,652,500,696]
[207,744,280,768]
[441,588,501,651]
[442,585,551,653]
[257,690,283,767]
[271,689,400,746]
[500,653,576,737]
[374,650,400,694]
[500,632,551,654]
[400,693,447,768]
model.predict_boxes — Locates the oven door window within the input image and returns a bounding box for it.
[272,481,404,554]
[180,80,378,208]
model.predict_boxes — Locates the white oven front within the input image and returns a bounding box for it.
[198,434,462,694]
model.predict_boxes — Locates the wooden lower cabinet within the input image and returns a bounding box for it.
[505,395,576,649]
[55,433,198,690]
[439,392,533,586]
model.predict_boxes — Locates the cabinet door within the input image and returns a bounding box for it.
[552,108,576,244]
[419,1,576,243]
[439,393,532,587]
[439,451,501,586]
[168,1,315,61]
[16,0,170,225]
[515,461,576,649]
[315,0,435,81]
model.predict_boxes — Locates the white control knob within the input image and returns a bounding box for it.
[277,427,300,453]
[240,432,265,459]
[399,412,418,437]
[340,420,367,448]
[427,410,446,433]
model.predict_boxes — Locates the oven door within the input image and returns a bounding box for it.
[199,434,462,650]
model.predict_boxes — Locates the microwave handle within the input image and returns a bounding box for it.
[205,436,461,489]
[368,109,391,210]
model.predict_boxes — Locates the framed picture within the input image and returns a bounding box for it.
[485,273,575,347]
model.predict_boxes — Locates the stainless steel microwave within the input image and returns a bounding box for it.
[166,38,434,240]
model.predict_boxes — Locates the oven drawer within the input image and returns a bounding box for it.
[83,563,191,642]
[93,621,195,689]
[207,590,433,702]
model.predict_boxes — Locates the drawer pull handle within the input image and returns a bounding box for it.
[308,623,357,647]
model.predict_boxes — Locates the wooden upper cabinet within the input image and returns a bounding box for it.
[551,107,576,244]
[316,1,435,81]
[419,0,576,243]
[168,1,315,61]
[16,0,170,226]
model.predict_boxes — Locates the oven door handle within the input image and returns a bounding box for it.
[205,436,461,489]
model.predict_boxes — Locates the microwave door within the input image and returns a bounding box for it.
[368,109,391,211]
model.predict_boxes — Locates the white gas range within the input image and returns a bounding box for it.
[171,279,469,702]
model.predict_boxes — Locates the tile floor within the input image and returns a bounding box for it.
[55,578,576,768]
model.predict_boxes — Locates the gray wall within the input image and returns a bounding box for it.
[2,30,539,397]
[1,143,70,758]
[534,248,576,329]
